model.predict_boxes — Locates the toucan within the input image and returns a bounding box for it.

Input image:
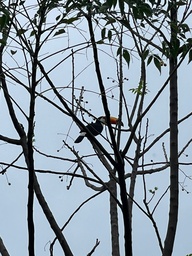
[74,116,123,143]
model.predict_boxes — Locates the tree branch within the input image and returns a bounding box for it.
[0,237,10,256]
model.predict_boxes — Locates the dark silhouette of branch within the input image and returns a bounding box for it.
[86,7,132,255]
[34,173,73,256]
[50,192,102,255]
[152,186,170,215]
[0,152,23,174]
[0,237,10,256]
[163,2,179,254]
[0,135,21,145]
[87,239,100,256]
[143,199,163,253]
[141,112,192,156]
[0,59,26,141]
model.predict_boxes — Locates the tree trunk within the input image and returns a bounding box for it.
[163,1,179,255]
[108,173,120,256]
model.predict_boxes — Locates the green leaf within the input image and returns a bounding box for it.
[129,80,149,95]
[0,38,6,46]
[59,17,79,24]
[188,49,192,64]
[30,30,36,37]
[19,0,25,5]
[176,0,187,6]
[119,19,130,29]
[105,18,116,26]
[140,22,145,28]
[106,0,115,9]
[53,29,65,37]
[0,15,8,31]
[132,6,140,19]
[180,23,190,33]
[142,3,153,17]
[131,2,152,20]
[55,15,61,21]
[187,38,192,45]
[116,46,122,56]
[142,49,149,60]
[99,3,110,13]
[119,0,124,14]
[147,55,153,65]
[96,40,104,44]
[106,0,117,9]
[0,8,10,31]
[108,30,112,42]
[101,27,106,40]
[113,0,118,8]
[154,57,161,73]
[16,28,27,36]
[162,41,170,57]
[10,50,17,55]
[123,49,130,67]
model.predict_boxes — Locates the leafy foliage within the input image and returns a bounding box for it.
[129,80,149,95]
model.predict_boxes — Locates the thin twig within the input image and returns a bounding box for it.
[87,239,100,256]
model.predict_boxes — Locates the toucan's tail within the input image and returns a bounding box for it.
[74,135,84,143]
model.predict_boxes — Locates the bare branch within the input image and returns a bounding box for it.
[87,239,100,256]
[0,237,10,256]
[0,134,21,145]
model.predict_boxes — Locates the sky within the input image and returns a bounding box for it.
[0,1,192,256]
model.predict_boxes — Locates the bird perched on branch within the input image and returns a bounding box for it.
[74,116,123,143]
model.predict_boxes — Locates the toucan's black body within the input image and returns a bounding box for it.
[74,117,104,143]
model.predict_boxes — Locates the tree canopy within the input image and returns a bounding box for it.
[0,0,192,255]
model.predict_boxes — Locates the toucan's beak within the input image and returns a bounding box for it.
[109,116,124,126]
